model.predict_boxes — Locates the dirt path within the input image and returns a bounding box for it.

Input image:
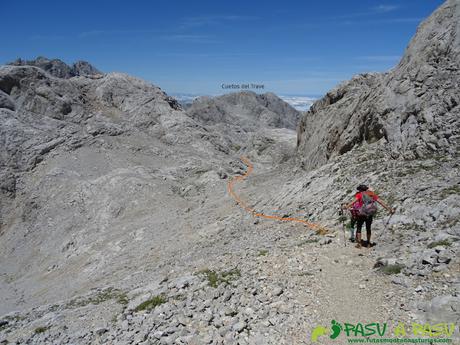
[307,245,397,344]
[229,157,412,344]
[227,156,328,233]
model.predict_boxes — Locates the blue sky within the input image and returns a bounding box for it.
[2,0,444,96]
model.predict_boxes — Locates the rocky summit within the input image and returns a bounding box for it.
[8,57,102,79]
[0,1,459,345]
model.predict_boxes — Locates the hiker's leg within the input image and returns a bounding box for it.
[350,217,356,241]
[356,218,364,248]
[366,216,373,247]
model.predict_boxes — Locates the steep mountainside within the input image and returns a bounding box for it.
[0,58,253,316]
[297,0,460,170]
[0,2,459,344]
[0,57,299,322]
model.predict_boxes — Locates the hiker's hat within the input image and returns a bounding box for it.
[357,184,368,191]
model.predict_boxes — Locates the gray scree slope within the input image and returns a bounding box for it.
[0,1,459,344]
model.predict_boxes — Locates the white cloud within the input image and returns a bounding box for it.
[279,96,317,111]
[374,4,400,13]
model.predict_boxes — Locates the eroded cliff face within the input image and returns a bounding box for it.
[297,0,460,170]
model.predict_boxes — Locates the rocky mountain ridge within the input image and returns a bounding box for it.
[186,92,301,131]
[296,0,460,170]
[0,1,459,344]
[8,57,102,79]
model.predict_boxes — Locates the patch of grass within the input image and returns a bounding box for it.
[379,264,404,275]
[399,163,437,176]
[34,326,49,334]
[116,292,129,305]
[440,185,460,199]
[134,295,167,312]
[197,268,241,288]
[428,239,451,249]
[400,223,426,232]
[220,268,241,282]
[257,249,268,256]
[199,269,219,288]
[66,288,129,309]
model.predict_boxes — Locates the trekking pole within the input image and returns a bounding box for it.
[339,206,346,247]
[382,206,397,237]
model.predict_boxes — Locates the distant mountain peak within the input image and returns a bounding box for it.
[8,56,102,79]
[186,91,301,130]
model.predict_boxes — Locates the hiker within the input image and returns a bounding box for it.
[342,184,394,248]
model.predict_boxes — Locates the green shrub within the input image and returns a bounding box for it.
[197,268,241,288]
[66,288,128,308]
[428,240,451,248]
[380,264,404,275]
[440,185,460,198]
[257,249,268,256]
[134,295,167,312]
[34,326,49,334]
[200,269,219,288]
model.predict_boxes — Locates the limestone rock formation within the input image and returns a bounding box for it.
[8,57,102,78]
[187,91,301,131]
[0,56,299,325]
[1,1,459,344]
[297,0,460,170]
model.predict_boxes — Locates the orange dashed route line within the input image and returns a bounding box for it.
[227,156,328,234]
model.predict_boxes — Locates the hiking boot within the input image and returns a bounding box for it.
[355,233,362,248]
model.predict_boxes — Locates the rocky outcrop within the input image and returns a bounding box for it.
[187,91,301,131]
[0,61,229,246]
[0,64,191,174]
[1,2,459,342]
[71,60,102,77]
[0,56,300,324]
[296,0,460,170]
[8,57,102,78]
